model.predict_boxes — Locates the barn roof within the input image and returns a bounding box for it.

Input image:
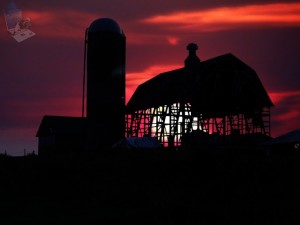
[126,52,273,116]
[36,116,87,137]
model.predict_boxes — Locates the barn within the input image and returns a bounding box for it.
[125,43,273,147]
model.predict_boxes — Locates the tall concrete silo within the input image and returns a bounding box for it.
[87,18,126,148]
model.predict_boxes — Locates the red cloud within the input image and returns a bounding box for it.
[269,91,300,105]
[142,3,300,31]
[269,91,300,137]
[126,64,181,102]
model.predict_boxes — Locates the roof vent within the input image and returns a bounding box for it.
[184,43,200,68]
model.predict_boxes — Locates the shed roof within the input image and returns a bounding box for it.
[36,116,87,137]
[126,53,273,116]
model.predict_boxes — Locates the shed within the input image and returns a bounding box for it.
[263,129,300,152]
[36,116,87,155]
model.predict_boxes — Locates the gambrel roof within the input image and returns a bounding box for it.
[126,53,273,117]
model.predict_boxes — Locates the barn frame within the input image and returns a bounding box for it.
[125,44,273,147]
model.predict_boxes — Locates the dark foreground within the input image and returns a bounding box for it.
[0,147,300,224]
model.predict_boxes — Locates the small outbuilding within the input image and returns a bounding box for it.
[263,129,300,152]
[36,116,87,156]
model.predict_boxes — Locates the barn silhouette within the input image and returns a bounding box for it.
[125,43,273,147]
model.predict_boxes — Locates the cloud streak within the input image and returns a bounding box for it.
[142,3,300,31]
[269,91,300,137]
[22,9,97,39]
[269,90,300,105]
[126,64,180,102]
[13,2,300,41]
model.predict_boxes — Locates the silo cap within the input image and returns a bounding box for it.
[88,18,123,34]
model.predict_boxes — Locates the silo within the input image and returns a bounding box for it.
[87,18,126,148]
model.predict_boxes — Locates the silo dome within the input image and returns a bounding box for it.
[88,18,123,34]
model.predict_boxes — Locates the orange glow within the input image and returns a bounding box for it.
[142,3,300,31]
[17,97,82,118]
[269,90,300,137]
[125,32,170,45]
[41,97,83,117]
[269,90,300,105]
[167,36,180,45]
[126,64,181,102]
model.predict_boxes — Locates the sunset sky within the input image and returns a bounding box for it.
[1,0,300,155]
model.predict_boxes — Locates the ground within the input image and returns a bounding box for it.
[0,147,300,224]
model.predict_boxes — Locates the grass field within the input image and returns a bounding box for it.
[0,147,299,224]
